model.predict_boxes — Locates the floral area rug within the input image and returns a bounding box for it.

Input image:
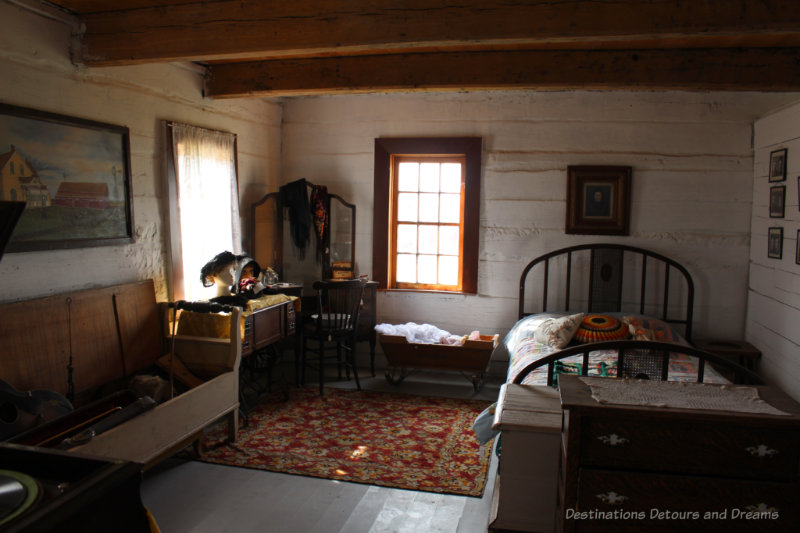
[198,387,492,497]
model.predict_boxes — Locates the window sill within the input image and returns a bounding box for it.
[380,288,476,296]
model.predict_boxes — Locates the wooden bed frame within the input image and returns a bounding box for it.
[513,243,761,385]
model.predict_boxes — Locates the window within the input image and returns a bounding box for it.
[373,138,481,293]
[166,122,241,301]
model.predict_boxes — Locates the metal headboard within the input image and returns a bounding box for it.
[518,243,695,341]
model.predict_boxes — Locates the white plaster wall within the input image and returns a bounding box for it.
[0,2,282,303]
[749,101,800,400]
[281,90,800,370]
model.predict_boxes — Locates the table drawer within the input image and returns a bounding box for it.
[580,417,800,480]
[253,304,283,349]
[573,468,799,532]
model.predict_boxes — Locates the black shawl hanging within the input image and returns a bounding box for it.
[279,178,310,258]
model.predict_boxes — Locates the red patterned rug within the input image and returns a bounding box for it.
[198,387,492,497]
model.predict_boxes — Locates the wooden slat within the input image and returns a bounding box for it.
[205,47,800,98]
[114,279,163,375]
[0,281,163,397]
[67,0,800,65]
[65,286,125,395]
[0,296,71,395]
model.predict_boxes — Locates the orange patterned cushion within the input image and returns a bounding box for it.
[574,314,630,344]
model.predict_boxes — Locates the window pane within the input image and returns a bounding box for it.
[440,163,461,193]
[419,163,440,192]
[439,226,459,255]
[440,193,461,223]
[438,256,458,286]
[397,192,418,222]
[398,162,419,192]
[418,225,438,254]
[419,193,439,222]
[418,255,438,284]
[396,254,417,283]
[397,224,417,253]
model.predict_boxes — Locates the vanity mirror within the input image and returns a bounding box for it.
[251,183,356,287]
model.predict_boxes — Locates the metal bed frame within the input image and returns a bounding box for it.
[514,244,760,385]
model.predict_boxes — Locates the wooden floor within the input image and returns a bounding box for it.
[141,370,502,533]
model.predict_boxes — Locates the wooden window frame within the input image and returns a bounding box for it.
[373,137,481,294]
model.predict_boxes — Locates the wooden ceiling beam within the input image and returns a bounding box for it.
[72,0,800,65]
[204,47,800,98]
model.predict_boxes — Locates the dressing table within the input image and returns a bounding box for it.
[251,184,378,374]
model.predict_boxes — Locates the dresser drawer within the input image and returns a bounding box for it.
[580,416,800,480]
[572,468,799,532]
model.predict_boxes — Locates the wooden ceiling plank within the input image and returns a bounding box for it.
[204,47,800,98]
[46,0,199,14]
[74,0,800,65]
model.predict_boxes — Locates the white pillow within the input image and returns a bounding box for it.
[532,313,585,348]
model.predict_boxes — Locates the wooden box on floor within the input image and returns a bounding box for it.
[378,333,498,374]
[490,384,561,533]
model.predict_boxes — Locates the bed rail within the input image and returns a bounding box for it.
[510,340,762,387]
[518,243,695,341]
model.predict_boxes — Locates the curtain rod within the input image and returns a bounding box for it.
[166,121,237,137]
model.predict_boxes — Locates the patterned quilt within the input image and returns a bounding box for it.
[505,313,727,386]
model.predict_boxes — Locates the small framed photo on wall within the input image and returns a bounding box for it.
[565,165,632,235]
[796,230,800,265]
[769,148,787,182]
[768,227,783,259]
[770,185,786,218]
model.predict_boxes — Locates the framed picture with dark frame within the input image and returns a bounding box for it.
[796,230,800,266]
[769,148,787,182]
[770,185,786,218]
[768,227,783,259]
[0,103,133,252]
[566,165,632,235]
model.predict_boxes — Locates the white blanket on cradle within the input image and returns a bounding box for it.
[374,322,465,346]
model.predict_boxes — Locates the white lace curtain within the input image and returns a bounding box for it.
[168,122,241,301]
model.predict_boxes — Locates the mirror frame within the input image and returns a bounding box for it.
[251,188,356,283]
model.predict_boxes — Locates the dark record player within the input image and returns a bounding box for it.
[0,443,150,532]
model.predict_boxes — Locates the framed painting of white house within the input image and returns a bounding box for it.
[0,103,133,252]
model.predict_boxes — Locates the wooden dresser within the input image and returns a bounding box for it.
[557,375,800,533]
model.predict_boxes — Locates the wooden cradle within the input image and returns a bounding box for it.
[379,333,498,391]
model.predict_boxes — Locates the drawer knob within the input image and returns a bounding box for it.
[596,492,628,505]
[746,444,779,458]
[598,433,628,446]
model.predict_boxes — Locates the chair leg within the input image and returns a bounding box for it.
[350,350,361,390]
[300,334,307,386]
[318,337,325,396]
[350,342,361,391]
[336,342,343,380]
